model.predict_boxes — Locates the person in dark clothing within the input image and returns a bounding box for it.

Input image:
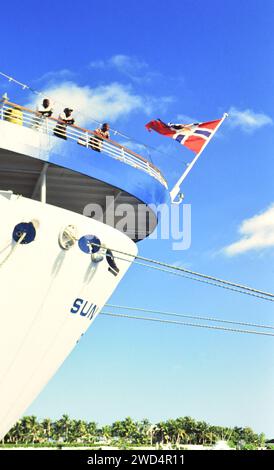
[89,123,110,152]
[53,107,75,139]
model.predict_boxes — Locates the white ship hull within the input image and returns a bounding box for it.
[0,192,137,439]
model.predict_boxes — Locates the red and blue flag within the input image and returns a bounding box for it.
[145,118,222,154]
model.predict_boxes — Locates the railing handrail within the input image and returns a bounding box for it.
[1,100,167,187]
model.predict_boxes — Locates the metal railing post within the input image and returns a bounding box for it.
[146,161,153,176]
[120,147,125,162]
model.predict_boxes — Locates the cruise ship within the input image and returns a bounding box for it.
[0,99,168,439]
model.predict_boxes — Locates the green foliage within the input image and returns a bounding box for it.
[241,443,258,450]
[2,415,266,449]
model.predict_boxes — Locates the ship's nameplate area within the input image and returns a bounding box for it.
[0,193,137,439]
[0,120,168,241]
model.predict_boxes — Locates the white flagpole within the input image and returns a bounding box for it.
[170,113,228,203]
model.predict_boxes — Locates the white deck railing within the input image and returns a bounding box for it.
[0,101,168,188]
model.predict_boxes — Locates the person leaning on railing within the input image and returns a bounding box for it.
[89,123,110,152]
[53,107,75,140]
[3,105,23,126]
[32,99,53,129]
[77,122,110,152]
[0,94,22,125]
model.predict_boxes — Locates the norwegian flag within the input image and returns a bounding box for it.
[145,118,222,154]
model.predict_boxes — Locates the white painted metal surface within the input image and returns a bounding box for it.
[0,192,137,439]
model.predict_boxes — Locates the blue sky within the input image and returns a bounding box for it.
[2,0,274,436]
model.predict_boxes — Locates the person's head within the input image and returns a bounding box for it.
[102,122,109,132]
[43,99,50,108]
[64,107,73,116]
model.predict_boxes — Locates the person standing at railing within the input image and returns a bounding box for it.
[3,104,23,126]
[32,98,53,129]
[0,93,23,125]
[89,123,110,152]
[33,99,53,129]
[53,107,75,140]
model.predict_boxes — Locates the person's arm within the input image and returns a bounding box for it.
[65,118,75,125]
[58,112,67,124]
[41,109,53,117]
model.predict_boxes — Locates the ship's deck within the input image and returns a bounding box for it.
[0,101,168,241]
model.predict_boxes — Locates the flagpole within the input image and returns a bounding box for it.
[170,113,228,203]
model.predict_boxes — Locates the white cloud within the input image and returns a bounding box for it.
[110,55,148,73]
[90,54,160,83]
[228,107,273,132]
[90,54,147,71]
[27,80,171,127]
[35,69,76,83]
[223,204,274,256]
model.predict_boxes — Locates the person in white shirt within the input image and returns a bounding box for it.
[32,98,53,129]
[37,98,53,117]
[53,107,75,140]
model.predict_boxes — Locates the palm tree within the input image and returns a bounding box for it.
[55,414,71,442]
[145,424,156,446]
[174,426,187,447]
[5,420,23,444]
[207,426,219,445]
[124,417,138,441]
[100,425,112,443]
[111,417,138,442]
[111,420,125,439]
[178,416,197,444]
[73,420,88,443]
[87,421,98,443]
[41,418,52,443]
[154,421,171,446]
[175,418,191,445]
[258,433,265,448]
[137,419,152,445]
[195,421,210,445]
[20,416,41,444]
